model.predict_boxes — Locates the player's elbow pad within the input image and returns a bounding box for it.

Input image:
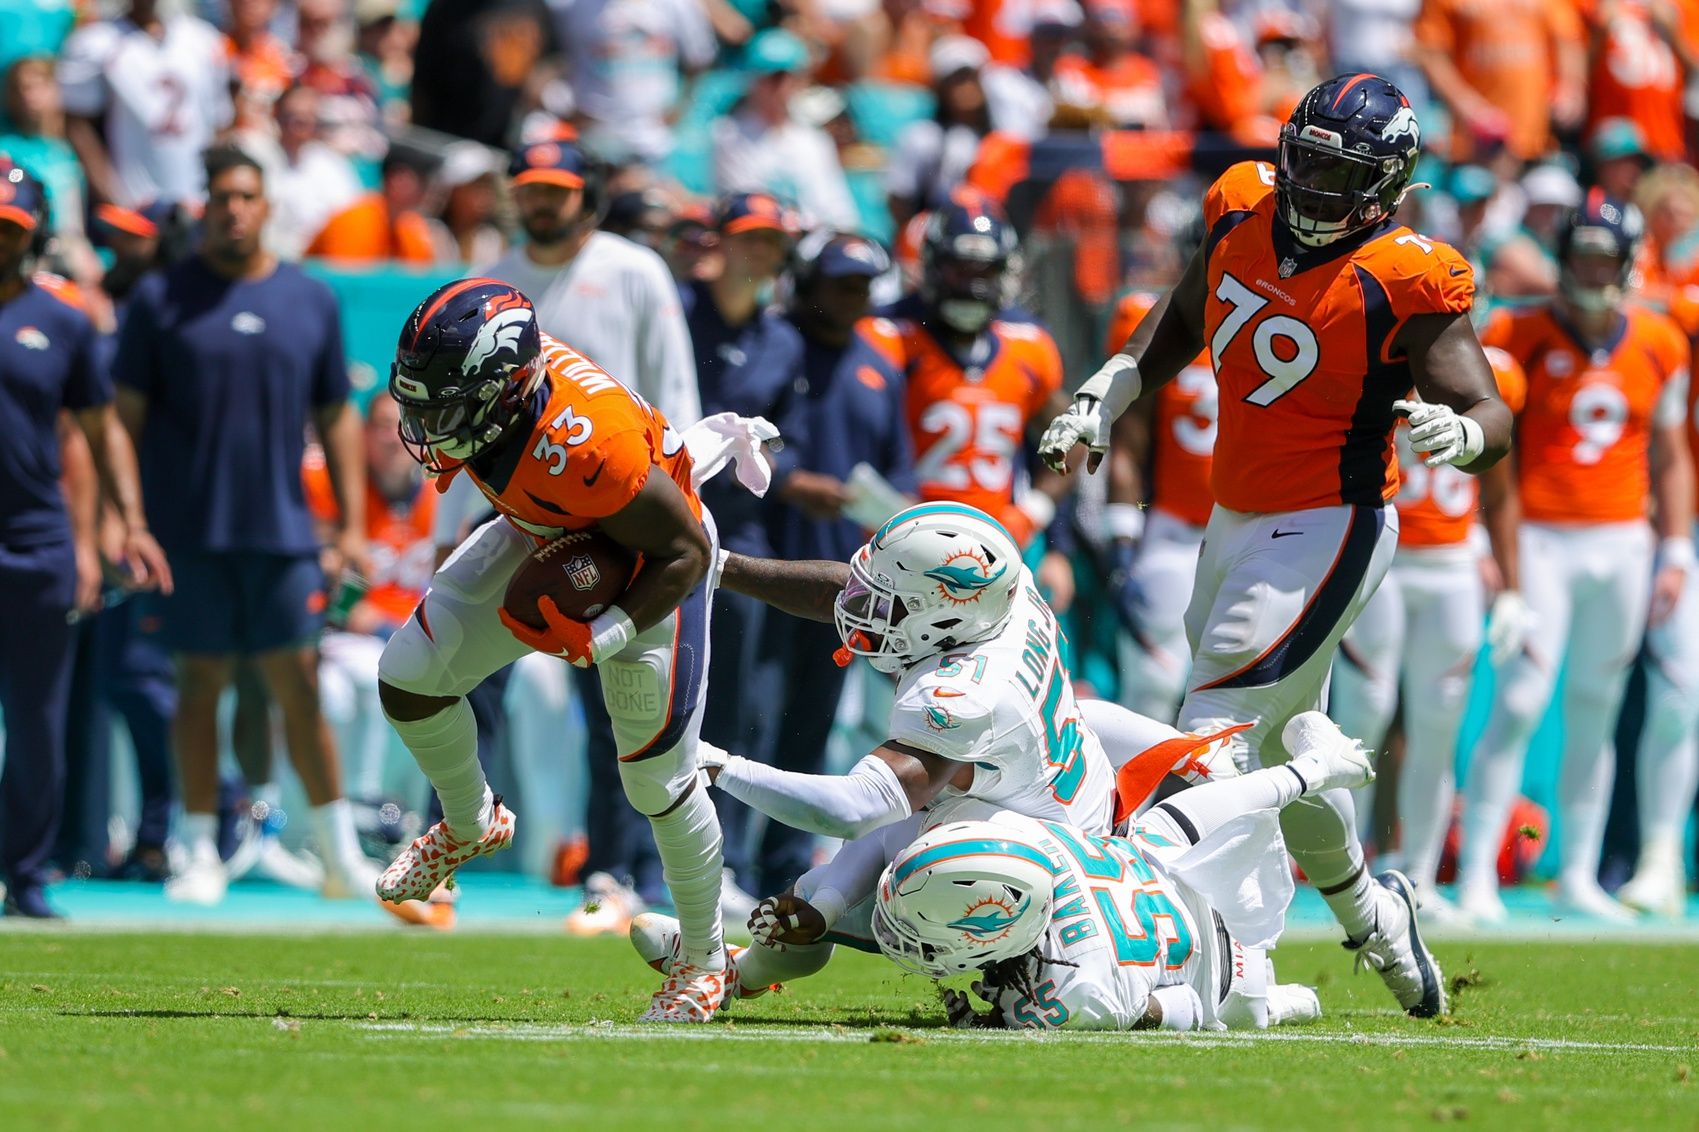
[713,753,912,839]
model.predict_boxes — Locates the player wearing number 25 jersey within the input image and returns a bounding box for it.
[862,189,1066,545]
[1459,194,1693,925]
[1042,74,1514,1019]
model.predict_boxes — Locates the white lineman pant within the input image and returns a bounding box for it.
[378,517,716,815]
[1330,544,1483,892]
[1638,550,1699,855]
[1118,509,1205,724]
[1177,503,1399,900]
[1461,521,1652,892]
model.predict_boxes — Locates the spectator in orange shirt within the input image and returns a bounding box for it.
[1182,0,1270,139]
[1415,0,1587,163]
[1053,0,1168,129]
[1580,0,1698,163]
[305,149,436,264]
[1635,162,1699,288]
[225,0,294,132]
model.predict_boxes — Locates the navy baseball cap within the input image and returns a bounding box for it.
[713,191,796,236]
[508,139,590,189]
[0,162,46,232]
[815,234,890,278]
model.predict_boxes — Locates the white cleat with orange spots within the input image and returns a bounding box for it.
[375,797,516,903]
[639,962,732,1023]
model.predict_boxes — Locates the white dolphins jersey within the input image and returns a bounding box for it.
[887,569,1116,835]
[985,814,1207,1031]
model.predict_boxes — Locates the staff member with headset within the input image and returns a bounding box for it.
[751,230,912,894]
[0,159,170,918]
[480,135,702,936]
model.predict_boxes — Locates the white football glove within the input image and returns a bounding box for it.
[1041,354,1144,473]
[1393,400,1486,468]
[1039,395,1110,473]
[1485,590,1534,666]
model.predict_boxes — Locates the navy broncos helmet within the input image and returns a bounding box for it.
[391,277,542,472]
[1555,189,1644,313]
[920,186,1020,333]
[1277,73,1423,247]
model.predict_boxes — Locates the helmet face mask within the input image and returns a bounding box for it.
[873,821,1056,979]
[390,279,541,473]
[832,504,1022,674]
[1276,74,1421,248]
[920,189,1019,333]
[1556,194,1642,316]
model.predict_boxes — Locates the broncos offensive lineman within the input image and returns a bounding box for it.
[1041,74,1515,1017]
[630,502,1352,1003]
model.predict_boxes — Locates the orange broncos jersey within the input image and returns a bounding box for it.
[1668,285,1699,467]
[1202,161,1475,514]
[861,314,1062,543]
[444,333,700,540]
[1393,346,1527,547]
[303,453,438,625]
[1107,291,1216,526]
[1484,305,1691,525]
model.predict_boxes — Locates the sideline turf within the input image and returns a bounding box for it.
[1,932,1694,1131]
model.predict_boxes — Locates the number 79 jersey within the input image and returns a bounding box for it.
[1202,161,1476,514]
[886,571,1115,835]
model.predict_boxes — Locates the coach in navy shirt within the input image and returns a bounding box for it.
[0,161,168,917]
[114,145,376,905]
[752,232,912,893]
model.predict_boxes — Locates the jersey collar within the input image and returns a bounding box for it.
[469,374,549,496]
[1270,216,1395,278]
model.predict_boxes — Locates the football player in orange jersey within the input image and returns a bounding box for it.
[861,189,1071,553]
[1459,197,1694,924]
[1616,285,1699,917]
[1102,214,1217,723]
[1041,74,1515,1018]
[372,278,748,1023]
[1329,346,1526,926]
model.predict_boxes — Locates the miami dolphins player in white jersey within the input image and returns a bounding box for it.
[876,713,1380,1032]
[628,502,1350,1006]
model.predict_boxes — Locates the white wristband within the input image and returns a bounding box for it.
[1454,414,1485,464]
[588,606,637,659]
[1077,354,1143,419]
[1657,537,1696,573]
[1105,503,1145,542]
[809,887,848,929]
[1017,490,1057,532]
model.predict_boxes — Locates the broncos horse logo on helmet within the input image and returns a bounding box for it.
[1277,73,1424,248]
[390,278,542,473]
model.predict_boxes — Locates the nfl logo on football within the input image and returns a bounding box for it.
[566,554,602,592]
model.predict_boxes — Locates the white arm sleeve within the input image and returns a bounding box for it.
[713,753,912,840]
[793,816,923,927]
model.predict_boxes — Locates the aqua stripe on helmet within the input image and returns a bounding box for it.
[871,502,1015,547]
[890,837,1058,888]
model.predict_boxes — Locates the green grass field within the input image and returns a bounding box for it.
[2,930,1695,1131]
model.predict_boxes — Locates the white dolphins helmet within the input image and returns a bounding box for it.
[834,503,1022,674]
[872,820,1057,978]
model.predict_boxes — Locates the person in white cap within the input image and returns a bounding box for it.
[886,35,995,231]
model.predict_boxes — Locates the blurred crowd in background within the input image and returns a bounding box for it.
[2,0,1699,925]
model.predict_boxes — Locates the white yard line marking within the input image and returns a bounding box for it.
[347,1020,1694,1055]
